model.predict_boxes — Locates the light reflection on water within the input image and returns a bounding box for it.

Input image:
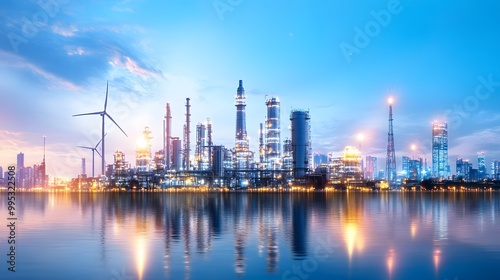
[0,191,499,280]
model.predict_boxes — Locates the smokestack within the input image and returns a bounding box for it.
[184,98,191,170]
[165,103,172,170]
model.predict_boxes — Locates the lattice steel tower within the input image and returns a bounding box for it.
[386,97,397,186]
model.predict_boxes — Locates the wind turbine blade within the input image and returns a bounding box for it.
[95,149,102,158]
[106,113,128,137]
[95,133,107,149]
[73,111,103,117]
[77,146,94,150]
[104,81,109,112]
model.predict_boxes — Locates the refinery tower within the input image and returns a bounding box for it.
[290,110,311,179]
[234,80,251,169]
[266,97,281,166]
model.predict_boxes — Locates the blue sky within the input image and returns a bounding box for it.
[1,0,500,178]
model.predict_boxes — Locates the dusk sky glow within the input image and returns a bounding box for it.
[1,0,500,178]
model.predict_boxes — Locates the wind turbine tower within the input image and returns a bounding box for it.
[73,82,128,176]
[77,136,104,177]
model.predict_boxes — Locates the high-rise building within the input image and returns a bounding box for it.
[432,122,449,178]
[265,97,281,166]
[456,158,472,181]
[342,146,362,181]
[378,170,385,180]
[409,158,422,181]
[17,152,25,188]
[81,158,86,176]
[17,152,24,171]
[327,154,343,182]
[478,152,486,179]
[469,168,478,182]
[365,156,377,180]
[234,80,251,170]
[491,160,500,180]
[24,166,33,188]
[402,156,411,177]
[290,110,311,179]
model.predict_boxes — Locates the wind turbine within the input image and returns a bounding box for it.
[77,136,104,178]
[73,82,128,176]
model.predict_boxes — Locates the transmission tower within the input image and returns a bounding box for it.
[386,97,397,187]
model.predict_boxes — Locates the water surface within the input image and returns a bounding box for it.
[1,191,499,280]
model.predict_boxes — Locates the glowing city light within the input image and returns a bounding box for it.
[433,248,441,271]
[387,248,395,277]
[135,236,147,280]
[137,137,148,150]
[357,133,364,141]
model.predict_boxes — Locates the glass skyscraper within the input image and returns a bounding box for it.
[432,122,449,178]
[478,152,486,179]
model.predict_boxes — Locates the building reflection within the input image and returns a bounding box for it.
[433,247,441,272]
[387,247,395,279]
[341,192,365,262]
[291,193,308,259]
[19,191,499,279]
[135,235,146,280]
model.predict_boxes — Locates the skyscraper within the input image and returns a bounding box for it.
[17,152,24,171]
[432,122,449,178]
[365,156,377,180]
[342,146,362,181]
[478,152,486,179]
[492,160,500,180]
[402,156,411,177]
[456,158,471,181]
[234,80,251,169]
[81,158,86,176]
[409,158,422,181]
[17,152,25,188]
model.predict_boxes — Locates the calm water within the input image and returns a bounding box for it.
[1,191,500,280]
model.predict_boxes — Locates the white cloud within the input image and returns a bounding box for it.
[0,50,81,91]
[52,24,78,37]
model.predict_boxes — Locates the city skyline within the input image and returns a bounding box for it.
[1,1,500,178]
